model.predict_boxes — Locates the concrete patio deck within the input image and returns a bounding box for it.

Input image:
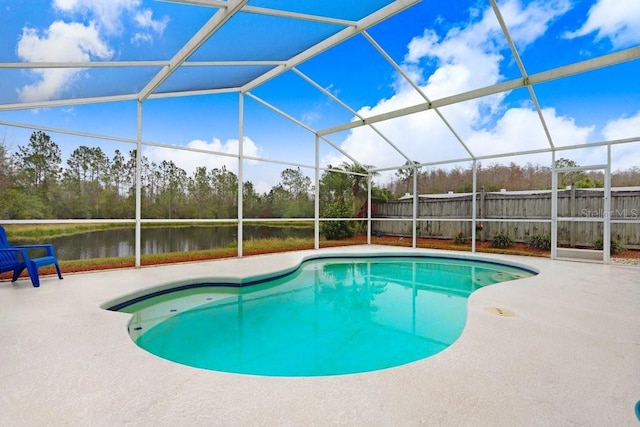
[1,245,638,426]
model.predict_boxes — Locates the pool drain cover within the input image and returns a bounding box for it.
[485,307,515,317]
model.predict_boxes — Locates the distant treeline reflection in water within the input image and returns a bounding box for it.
[36,226,312,260]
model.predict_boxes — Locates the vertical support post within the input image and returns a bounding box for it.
[367,173,372,245]
[570,184,576,247]
[480,186,485,241]
[551,152,558,259]
[314,136,320,250]
[135,101,143,268]
[237,93,244,257]
[411,261,417,334]
[604,146,612,264]
[412,165,418,248]
[471,160,477,253]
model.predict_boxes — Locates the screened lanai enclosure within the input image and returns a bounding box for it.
[1,0,639,266]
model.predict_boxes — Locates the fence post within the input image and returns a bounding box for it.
[570,184,576,247]
[479,186,486,242]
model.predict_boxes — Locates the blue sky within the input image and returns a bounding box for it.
[0,0,639,193]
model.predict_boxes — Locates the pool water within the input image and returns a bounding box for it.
[117,256,535,376]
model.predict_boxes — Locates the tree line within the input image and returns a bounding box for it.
[1,131,638,221]
[388,159,640,196]
[0,131,385,221]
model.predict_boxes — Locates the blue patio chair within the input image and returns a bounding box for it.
[0,226,63,287]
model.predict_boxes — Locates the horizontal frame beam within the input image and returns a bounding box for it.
[319,46,640,136]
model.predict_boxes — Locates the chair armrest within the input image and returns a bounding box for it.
[0,247,27,252]
[13,244,56,257]
[0,246,30,261]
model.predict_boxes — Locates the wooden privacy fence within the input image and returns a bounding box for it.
[372,188,640,248]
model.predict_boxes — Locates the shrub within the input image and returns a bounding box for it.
[320,200,356,240]
[491,231,513,248]
[527,233,551,250]
[593,237,625,254]
[453,232,467,245]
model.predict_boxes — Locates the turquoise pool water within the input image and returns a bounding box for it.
[116,256,535,376]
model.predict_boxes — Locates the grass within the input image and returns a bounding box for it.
[3,223,133,241]
[3,221,313,242]
[0,223,316,280]
[2,230,637,282]
[1,236,319,279]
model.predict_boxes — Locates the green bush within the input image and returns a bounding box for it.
[593,237,625,254]
[527,233,551,250]
[453,232,467,244]
[491,231,514,248]
[321,200,356,240]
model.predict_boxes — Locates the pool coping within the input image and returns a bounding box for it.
[103,251,538,311]
[1,245,639,425]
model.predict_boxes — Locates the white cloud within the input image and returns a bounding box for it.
[498,0,570,48]
[601,110,640,171]
[16,1,169,101]
[17,21,112,62]
[329,0,573,176]
[130,33,152,45]
[53,0,141,34]
[467,107,594,154]
[602,110,640,140]
[543,108,595,146]
[563,0,640,47]
[251,179,274,196]
[300,110,321,126]
[404,0,570,76]
[135,9,168,32]
[53,0,168,39]
[145,136,263,177]
[131,9,169,46]
[145,135,281,193]
[16,21,112,102]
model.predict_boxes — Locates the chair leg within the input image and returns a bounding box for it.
[11,267,25,283]
[54,262,63,280]
[26,262,40,288]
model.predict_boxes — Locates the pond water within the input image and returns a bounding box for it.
[38,226,312,261]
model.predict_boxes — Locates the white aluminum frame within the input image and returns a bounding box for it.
[0,1,638,265]
[551,163,612,264]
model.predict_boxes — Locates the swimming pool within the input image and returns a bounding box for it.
[110,255,536,376]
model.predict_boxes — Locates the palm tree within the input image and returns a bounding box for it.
[339,161,376,208]
[339,161,378,231]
